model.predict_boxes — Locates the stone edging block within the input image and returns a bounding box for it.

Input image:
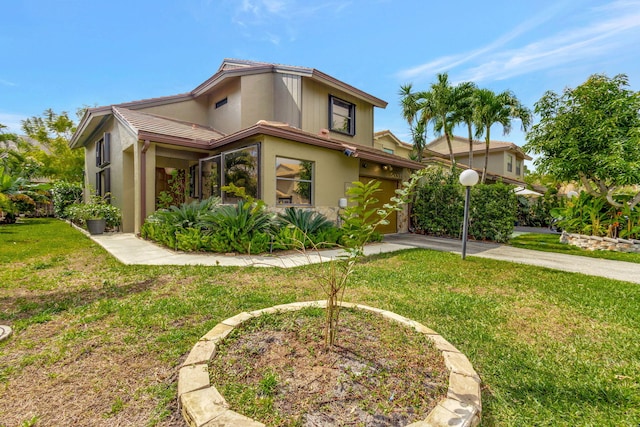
[178,301,482,427]
[0,325,12,342]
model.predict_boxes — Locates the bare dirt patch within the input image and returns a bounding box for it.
[209,307,448,426]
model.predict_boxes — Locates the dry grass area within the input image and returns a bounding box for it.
[209,308,448,426]
[1,219,639,426]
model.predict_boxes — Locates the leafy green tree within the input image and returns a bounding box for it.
[474,89,531,183]
[525,74,640,209]
[20,109,84,182]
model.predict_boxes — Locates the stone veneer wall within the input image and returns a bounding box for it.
[561,232,640,253]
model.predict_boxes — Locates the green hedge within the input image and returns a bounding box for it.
[412,170,517,243]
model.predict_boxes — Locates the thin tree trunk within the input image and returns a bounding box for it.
[467,122,473,168]
[481,128,490,184]
[445,132,455,167]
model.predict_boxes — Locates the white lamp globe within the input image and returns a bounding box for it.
[459,169,479,187]
[567,190,579,199]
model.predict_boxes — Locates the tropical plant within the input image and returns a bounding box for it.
[525,73,640,210]
[451,81,479,167]
[274,207,339,250]
[399,84,431,162]
[473,89,532,183]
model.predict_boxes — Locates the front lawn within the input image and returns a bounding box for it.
[1,219,638,426]
[510,232,640,263]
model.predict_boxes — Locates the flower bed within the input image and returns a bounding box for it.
[561,232,640,253]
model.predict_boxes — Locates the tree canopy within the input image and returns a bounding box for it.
[20,109,84,183]
[525,74,640,208]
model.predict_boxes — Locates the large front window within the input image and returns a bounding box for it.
[329,95,355,135]
[276,157,313,205]
[200,145,259,203]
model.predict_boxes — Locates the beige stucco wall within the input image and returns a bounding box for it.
[137,98,209,126]
[260,135,359,219]
[241,73,275,129]
[373,134,413,159]
[208,78,241,134]
[301,79,374,147]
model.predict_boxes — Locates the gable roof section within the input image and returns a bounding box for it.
[113,107,225,147]
[426,135,531,160]
[373,130,413,149]
[193,59,387,108]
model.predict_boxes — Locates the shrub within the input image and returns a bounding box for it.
[203,200,274,254]
[468,183,517,243]
[64,194,122,229]
[51,181,82,218]
[412,170,464,237]
[9,193,36,214]
[412,169,518,243]
[273,208,340,250]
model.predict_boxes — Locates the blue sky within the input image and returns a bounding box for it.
[2,0,639,157]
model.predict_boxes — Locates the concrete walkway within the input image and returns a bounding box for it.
[87,231,640,284]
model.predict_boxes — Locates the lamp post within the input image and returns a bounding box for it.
[459,169,479,260]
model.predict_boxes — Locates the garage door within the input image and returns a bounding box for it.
[359,177,398,234]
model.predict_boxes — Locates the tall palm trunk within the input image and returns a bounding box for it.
[481,127,491,183]
[466,122,474,168]
[444,131,455,166]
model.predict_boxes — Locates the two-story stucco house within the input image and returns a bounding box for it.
[69,59,422,234]
[424,135,531,185]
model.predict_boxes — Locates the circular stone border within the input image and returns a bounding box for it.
[0,325,12,342]
[178,301,482,427]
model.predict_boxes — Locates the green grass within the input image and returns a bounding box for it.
[510,232,640,263]
[1,219,639,426]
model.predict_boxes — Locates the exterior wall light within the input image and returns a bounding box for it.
[459,169,479,260]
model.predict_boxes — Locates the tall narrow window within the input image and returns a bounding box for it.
[516,160,522,176]
[507,154,513,172]
[329,95,355,135]
[276,157,313,205]
[222,146,259,203]
[200,156,221,200]
[96,133,111,167]
[199,144,260,204]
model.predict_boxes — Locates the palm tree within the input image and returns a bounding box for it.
[473,89,532,183]
[428,73,459,166]
[399,84,431,162]
[451,82,479,167]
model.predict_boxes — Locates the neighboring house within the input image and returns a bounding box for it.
[70,59,422,234]
[373,130,414,159]
[424,135,531,185]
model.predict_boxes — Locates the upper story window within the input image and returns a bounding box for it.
[507,154,513,173]
[383,148,394,154]
[329,95,355,136]
[215,97,228,109]
[516,160,522,176]
[96,133,111,167]
[276,157,313,206]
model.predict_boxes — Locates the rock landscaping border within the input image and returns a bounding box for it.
[178,301,482,427]
[561,232,640,253]
[0,325,12,342]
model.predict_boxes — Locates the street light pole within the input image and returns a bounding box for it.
[459,169,479,260]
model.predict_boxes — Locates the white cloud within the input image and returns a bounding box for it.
[396,0,640,84]
[230,0,351,43]
[0,78,16,87]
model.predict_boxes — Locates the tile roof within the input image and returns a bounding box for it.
[113,107,225,144]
